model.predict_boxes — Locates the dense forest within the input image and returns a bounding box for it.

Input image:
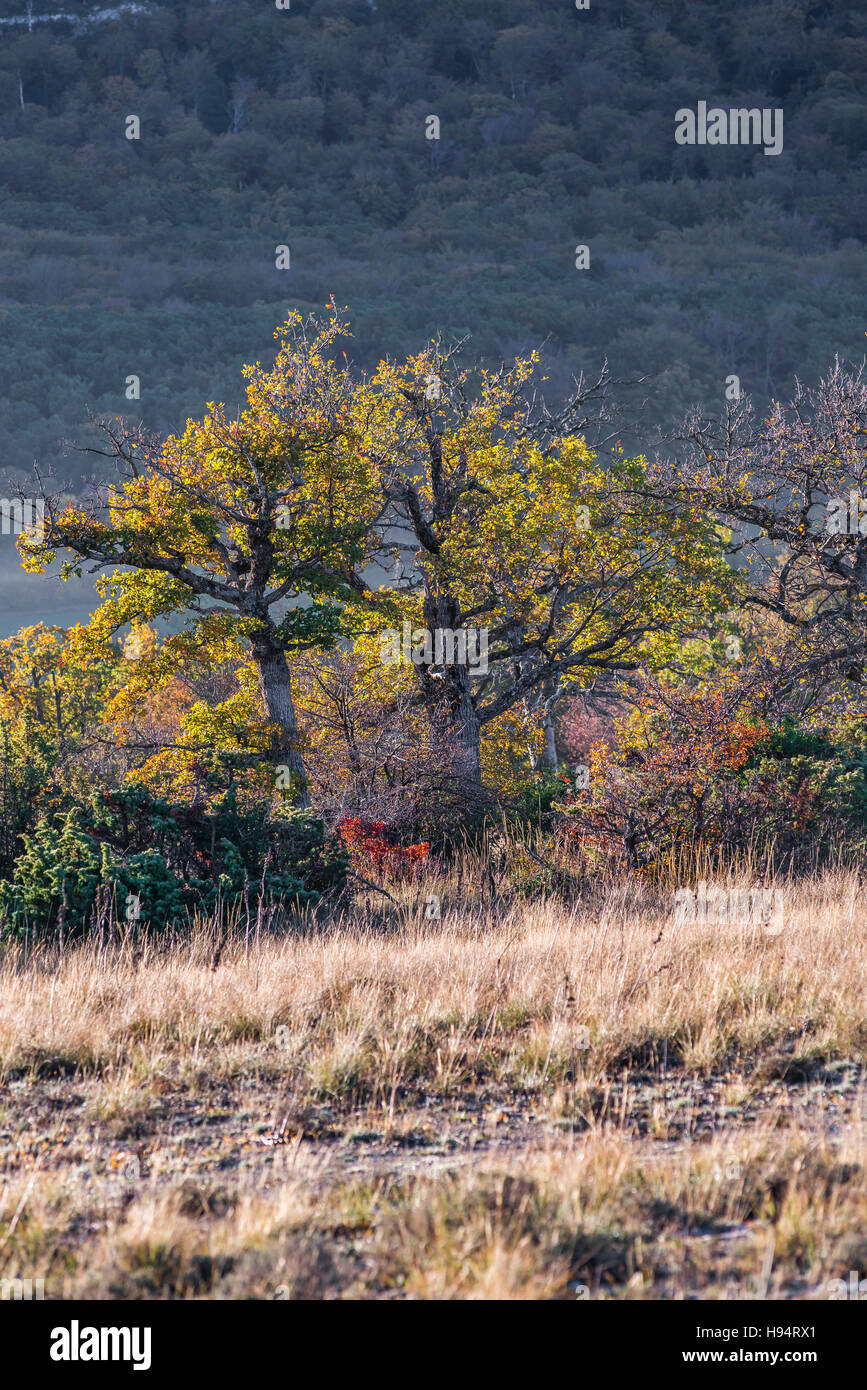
[0,0,865,520]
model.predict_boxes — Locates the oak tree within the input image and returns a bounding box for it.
[21,305,383,806]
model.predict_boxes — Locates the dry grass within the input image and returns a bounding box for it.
[0,865,864,1299]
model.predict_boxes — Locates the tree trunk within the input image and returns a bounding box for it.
[250,633,309,808]
[453,677,483,782]
[541,705,559,772]
[422,587,483,785]
[540,680,560,773]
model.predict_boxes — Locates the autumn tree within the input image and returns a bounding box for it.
[363,343,738,782]
[0,622,116,874]
[98,619,269,807]
[670,359,867,706]
[20,304,384,806]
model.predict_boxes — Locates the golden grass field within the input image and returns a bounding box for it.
[0,862,865,1300]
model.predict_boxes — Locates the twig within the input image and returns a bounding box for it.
[345,868,398,904]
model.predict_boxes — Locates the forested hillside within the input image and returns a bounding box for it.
[0,0,864,501]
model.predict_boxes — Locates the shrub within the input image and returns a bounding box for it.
[336,815,429,882]
[0,787,348,939]
[1,809,106,936]
[557,679,867,873]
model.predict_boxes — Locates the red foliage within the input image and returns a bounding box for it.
[557,677,774,868]
[336,815,429,881]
